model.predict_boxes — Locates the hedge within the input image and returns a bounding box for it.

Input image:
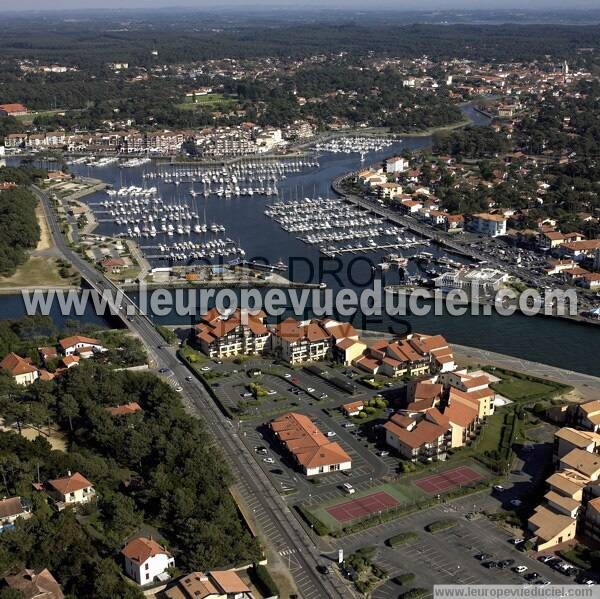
[393,573,416,585]
[399,588,429,599]
[252,564,279,598]
[296,505,331,537]
[425,519,457,533]
[387,532,418,547]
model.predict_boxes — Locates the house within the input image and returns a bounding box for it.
[270,318,330,365]
[106,402,142,417]
[444,401,479,448]
[122,537,175,585]
[342,400,364,417]
[383,410,449,462]
[269,412,351,476]
[195,308,270,358]
[0,353,39,385]
[47,472,96,510]
[38,346,58,366]
[559,240,600,261]
[553,428,600,461]
[528,504,577,551]
[559,448,600,481]
[440,369,495,418]
[0,103,28,117]
[59,335,105,358]
[321,319,366,365]
[165,570,253,599]
[573,400,600,432]
[583,496,600,546]
[99,256,126,274]
[4,568,64,599]
[468,213,507,237]
[0,496,32,532]
[61,355,80,369]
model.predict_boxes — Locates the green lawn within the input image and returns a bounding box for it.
[485,367,571,403]
[177,93,236,110]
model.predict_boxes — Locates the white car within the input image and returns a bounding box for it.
[378,451,390,457]
[267,389,277,395]
[307,387,315,393]
[493,485,505,492]
[284,373,292,378]
[263,457,275,464]
[342,483,355,494]
[343,423,355,429]
[510,538,525,545]
[201,366,211,372]
[514,566,528,574]
[326,431,336,437]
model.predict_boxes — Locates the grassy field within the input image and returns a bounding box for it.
[486,367,572,402]
[304,458,492,533]
[177,93,236,110]
[0,256,70,290]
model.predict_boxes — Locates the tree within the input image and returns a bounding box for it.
[58,394,79,432]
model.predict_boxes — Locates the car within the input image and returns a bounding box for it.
[493,485,505,492]
[525,572,539,581]
[320,393,328,399]
[270,468,284,475]
[175,386,183,393]
[510,538,525,545]
[185,376,193,382]
[378,451,390,457]
[343,423,355,429]
[241,392,253,398]
[317,564,331,575]
[498,559,514,569]
[475,553,492,561]
[266,389,277,395]
[158,367,169,373]
[201,366,211,372]
[263,457,275,464]
[482,561,497,569]
[537,579,551,586]
[307,387,315,393]
[341,483,355,494]
[510,499,522,507]
[213,359,223,364]
[538,555,554,564]
[284,373,292,378]
[580,579,595,586]
[326,431,336,437]
[514,566,528,574]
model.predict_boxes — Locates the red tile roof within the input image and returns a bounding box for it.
[48,472,93,496]
[121,537,170,564]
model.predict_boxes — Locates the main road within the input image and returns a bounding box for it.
[33,186,348,599]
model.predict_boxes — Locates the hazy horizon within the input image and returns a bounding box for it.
[1,0,599,11]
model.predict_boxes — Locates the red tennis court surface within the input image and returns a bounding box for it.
[326,491,399,523]
[414,465,483,494]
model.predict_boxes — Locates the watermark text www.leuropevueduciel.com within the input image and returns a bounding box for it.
[20,280,579,320]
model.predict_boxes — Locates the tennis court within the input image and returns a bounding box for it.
[414,465,483,494]
[326,491,399,523]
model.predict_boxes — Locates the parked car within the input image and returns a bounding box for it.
[482,561,497,569]
[525,572,539,581]
[201,366,211,372]
[317,564,331,575]
[538,555,554,564]
[307,387,315,393]
[263,457,275,464]
[493,485,505,492]
[378,451,390,457]
[341,483,355,494]
[475,553,492,562]
[343,423,355,429]
[284,373,292,378]
[266,389,277,395]
[326,431,336,437]
[509,538,525,545]
[514,566,528,574]
[320,393,328,399]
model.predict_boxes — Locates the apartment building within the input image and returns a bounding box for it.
[270,318,330,365]
[468,213,507,237]
[269,412,351,476]
[195,308,270,358]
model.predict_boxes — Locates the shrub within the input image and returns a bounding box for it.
[393,573,416,585]
[425,519,457,533]
[399,588,429,599]
[387,532,418,547]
